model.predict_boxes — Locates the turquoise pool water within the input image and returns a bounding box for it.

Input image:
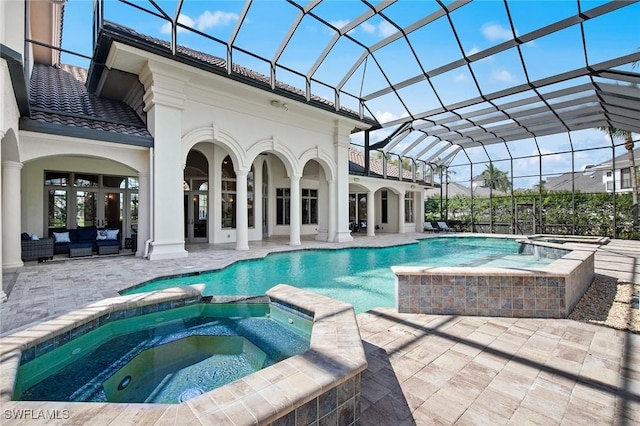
[123,237,539,313]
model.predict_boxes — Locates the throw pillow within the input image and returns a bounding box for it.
[31,234,40,240]
[53,231,71,243]
[106,229,119,240]
[21,232,31,241]
[96,230,108,240]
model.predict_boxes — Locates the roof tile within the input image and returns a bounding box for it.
[28,64,151,140]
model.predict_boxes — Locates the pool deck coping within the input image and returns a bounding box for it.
[0,284,367,424]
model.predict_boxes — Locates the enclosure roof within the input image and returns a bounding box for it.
[74,1,640,165]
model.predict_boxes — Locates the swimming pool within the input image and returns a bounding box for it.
[123,237,534,313]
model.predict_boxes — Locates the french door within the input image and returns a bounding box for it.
[184,191,208,243]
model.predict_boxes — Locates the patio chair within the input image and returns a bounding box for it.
[437,221,453,232]
[424,222,439,232]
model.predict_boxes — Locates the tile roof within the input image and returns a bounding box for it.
[26,64,152,141]
[349,148,417,181]
[101,21,369,121]
[546,171,607,193]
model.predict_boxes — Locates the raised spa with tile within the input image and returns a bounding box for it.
[0,284,366,424]
[393,238,596,318]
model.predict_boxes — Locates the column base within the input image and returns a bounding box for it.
[235,243,250,251]
[333,231,354,243]
[148,240,188,261]
[315,230,328,242]
[3,260,23,269]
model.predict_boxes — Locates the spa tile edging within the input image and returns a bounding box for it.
[393,241,595,319]
[0,284,367,426]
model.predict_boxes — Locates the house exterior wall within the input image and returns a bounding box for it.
[602,167,639,193]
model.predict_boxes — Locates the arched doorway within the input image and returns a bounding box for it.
[184,150,209,243]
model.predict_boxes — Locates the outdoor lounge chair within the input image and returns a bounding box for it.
[437,221,453,232]
[424,222,439,232]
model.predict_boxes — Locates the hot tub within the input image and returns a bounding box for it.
[0,284,367,424]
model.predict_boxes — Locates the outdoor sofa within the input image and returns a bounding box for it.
[49,226,122,257]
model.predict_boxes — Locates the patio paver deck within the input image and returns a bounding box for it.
[1,234,638,425]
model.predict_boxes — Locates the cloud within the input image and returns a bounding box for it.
[378,21,397,38]
[160,13,195,34]
[160,10,238,34]
[374,110,409,124]
[375,111,399,123]
[361,21,376,35]
[466,46,481,56]
[491,69,518,84]
[330,19,350,31]
[196,11,239,30]
[481,23,512,42]
[360,20,398,38]
[453,73,468,82]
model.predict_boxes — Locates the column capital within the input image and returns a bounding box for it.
[140,61,188,111]
[1,160,23,170]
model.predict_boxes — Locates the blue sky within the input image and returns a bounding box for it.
[60,0,639,187]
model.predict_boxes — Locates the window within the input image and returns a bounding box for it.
[44,171,137,234]
[302,189,318,225]
[381,190,388,223]
[276,188,290,225]
[621,168,632,189]
[248,167,254,228]
[404,192,414,223]
[221,156,236,228]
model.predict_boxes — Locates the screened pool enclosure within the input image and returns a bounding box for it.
[53,0,640,238]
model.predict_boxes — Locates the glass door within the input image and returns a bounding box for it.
[184,191,208,243]
[102,191,124,233]
[75,190,98,227]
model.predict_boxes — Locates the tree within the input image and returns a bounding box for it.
[598,126,638,230]
[480,164,511,192]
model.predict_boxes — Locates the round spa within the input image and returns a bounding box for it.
[14,300,311,404]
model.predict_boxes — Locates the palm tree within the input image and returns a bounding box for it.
[480,164,511,192]
[598,126,638,230]
[432,160,455,220]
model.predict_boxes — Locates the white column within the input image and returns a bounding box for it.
[416,188,425,232]
[136,171,149,257]
[140,63,188,260]
[327,179,336,242]
[289,175,301,246]
[333,123,353,242]
[398,190,406,234]
[367,189,375,236]
[0,133,4,302]
[315,178,328,242]
[235,170,249,250]
[2,161,23,269]
[253,161,263,239]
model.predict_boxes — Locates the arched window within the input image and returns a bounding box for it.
[221,156,236,228]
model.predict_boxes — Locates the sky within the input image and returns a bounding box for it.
[59,0,640,188]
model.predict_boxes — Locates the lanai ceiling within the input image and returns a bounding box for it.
[76,0,640,166]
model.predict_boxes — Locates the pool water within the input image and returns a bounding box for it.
[16,304,310,403]
[123,237,537,313]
